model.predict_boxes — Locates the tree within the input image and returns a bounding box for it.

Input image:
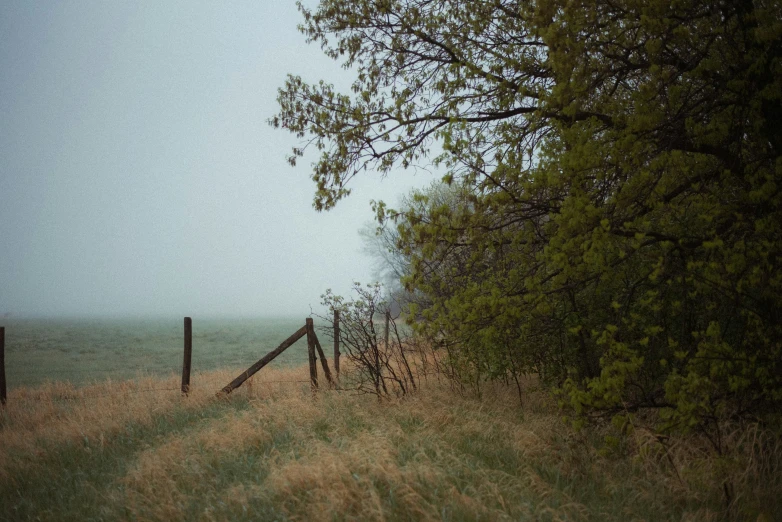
[272,0,782,438]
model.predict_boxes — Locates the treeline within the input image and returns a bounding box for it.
[273,0,782,448]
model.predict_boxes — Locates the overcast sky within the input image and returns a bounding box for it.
[0,1,432,318]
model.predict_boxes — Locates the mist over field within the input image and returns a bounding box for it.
[0,1,428,319]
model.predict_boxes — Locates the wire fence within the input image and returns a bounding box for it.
[8,379,315,403]
[4,357,309,378]
[48,387,182,401]
[0,318,337,407]
[1,351,315,400]
[8,367,182,375]
[5,367,311,380]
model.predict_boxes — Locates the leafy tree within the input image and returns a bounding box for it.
[272,0,782,438]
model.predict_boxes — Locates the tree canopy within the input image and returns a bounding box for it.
[272,0,782,438]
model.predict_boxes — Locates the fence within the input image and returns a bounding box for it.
[219,317,336,395]
[0,315,346,407]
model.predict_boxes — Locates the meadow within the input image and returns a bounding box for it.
[1,319,780,521]
[1,316,312,389]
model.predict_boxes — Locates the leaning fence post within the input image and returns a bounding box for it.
[333,309,340,378]
[312,332,334,386]
[1,327,6,407]
[306,318,318,392]
[182,317,192,395]
[220,325,307,395]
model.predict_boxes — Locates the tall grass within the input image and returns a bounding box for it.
[0,365,779,521]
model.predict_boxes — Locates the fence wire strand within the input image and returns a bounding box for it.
[9,367,182,375]
[10,386,181,402]
[5,378,315,403]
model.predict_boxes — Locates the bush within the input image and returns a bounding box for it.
[317,283,419,398]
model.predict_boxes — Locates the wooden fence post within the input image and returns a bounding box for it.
[306,318,318,392]
[182,317,192,395]
[333,309,340,378]
[384,310,390,352]
[1,327,6,407]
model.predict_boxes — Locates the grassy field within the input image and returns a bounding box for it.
[1,316,312,388]
[1,364,780,521]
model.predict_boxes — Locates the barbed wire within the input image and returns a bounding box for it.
[4,378,315,401]
[250,380,310,384]
[9,386,182,402]
[7,367,182,375]
[6,361,298,377]
[7,358,308,375]
[11,385,315,403]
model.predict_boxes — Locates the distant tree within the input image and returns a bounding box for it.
[359,220,406,295]
[272,0,782,441]
[359,182,467,316]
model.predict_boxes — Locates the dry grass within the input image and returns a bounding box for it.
[1,364,780,521]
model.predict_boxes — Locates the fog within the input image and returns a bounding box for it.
[0,1,430,318]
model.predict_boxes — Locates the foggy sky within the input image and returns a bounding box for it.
[0,1,431,318]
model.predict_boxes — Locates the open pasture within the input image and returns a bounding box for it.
[1,316,312,389]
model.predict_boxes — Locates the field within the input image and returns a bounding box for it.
[1,319,780,520]
[1,316,312,388]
